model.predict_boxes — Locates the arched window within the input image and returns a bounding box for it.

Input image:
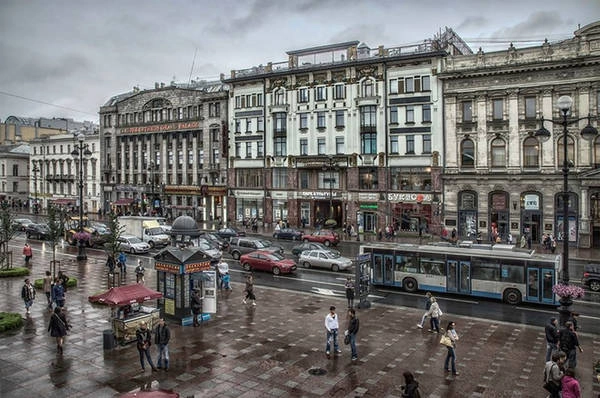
[491,138,506,168]
[523,137,539,167]
[461,138,475,168]
[594,136,600,167]
[361,79,374,97]
[274,88,285,105]
[557,135,575,168]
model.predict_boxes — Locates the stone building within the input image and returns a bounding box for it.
[1,116,94,145]
[439,21,600,248]
[99,81,228,221]
[0,144,30,208]
[224,29,471,234]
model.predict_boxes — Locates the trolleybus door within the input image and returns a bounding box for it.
[459,261,471,294]
[446,260,471,294]
[526,267,555,303]
[373,254,384,284]
[383,255,394,285]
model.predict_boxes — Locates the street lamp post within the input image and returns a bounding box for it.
[71,133,92,261]
[535,95,598,325]
[32,164,40,218]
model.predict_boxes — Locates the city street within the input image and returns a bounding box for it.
[0,230,599,397]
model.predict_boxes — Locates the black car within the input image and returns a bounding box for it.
[198,231,230,250]
[216,227,246,241]
[25,223,51,240]
[291,242,340,257]
[273,227,304,241]
[582,263,600,292]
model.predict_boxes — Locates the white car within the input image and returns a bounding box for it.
[117,235,151,254]
[298,249,353,272]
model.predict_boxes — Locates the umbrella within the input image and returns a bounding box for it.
[88,284,163,306]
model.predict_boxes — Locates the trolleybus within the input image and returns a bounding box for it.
[360,241,561,305]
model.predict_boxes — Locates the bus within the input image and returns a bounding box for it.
[360,241,561,305]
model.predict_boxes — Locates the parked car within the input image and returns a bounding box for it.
[25,223,51,240]
[228,237,283,260]
[117,235,151,254]
[291,242,340,257]
[301,230,340,246]
[13,218,34,231]
[239,250,297,275]
[582,263,600,291]
[273,227,304,241]
[299,249,353,272]
[88,222,112,247]
[194,240,222,262]
[198,231,229,250]
[216,227,246,241]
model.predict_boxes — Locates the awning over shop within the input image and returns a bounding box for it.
[113,198,134,205]
[51,198,76,205]
[88,284,163,306]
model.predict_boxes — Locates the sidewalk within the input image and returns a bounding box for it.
[0,252,598,397]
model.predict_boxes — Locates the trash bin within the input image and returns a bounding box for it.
[103,329,116,350]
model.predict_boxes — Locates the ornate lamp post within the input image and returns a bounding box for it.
[32,164,40,218]
[71,133,92,261]
[535,95,598,325]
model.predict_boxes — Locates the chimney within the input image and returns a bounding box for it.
[155,82,160,89]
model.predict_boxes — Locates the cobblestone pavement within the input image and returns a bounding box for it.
[0,253,599,398]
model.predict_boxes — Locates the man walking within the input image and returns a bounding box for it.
[135,260,145,284]
[136,321,157,372]
[416,292,432,329]
[191,288,203,327]
[559,321,583,369]
[42,271,53,310]
[325,306,342,358]
[544,317,559,362]
[346,308,360,361]
[21,278,36,315]
[154,318,171,371]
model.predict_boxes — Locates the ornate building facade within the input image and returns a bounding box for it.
[439,21,600,248]
[99,81,228,221]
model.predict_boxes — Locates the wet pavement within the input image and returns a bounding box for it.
[1,248,599,398]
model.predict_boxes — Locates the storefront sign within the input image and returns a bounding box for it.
[234,190,264,198]
[299,191,339,199]
[155,262,181,274]
[388,193,433,203]
[164,298,175,315]
[523,194,539,210]
[184,261,212,273]
[271,191,288,199]
[360,203,378,210]
[120,121,201,134]
[358,192,379,201]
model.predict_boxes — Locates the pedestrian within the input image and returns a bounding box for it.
[568,312,580,331]
[417,292,432,329]
[42,271,53,309]
[154,318,171,371]
[58,271,69,292]
[400,371,421,398]
[520,235,527,248]
[507,232,513,245]
[543,351,565,398]
[135,260,145,284]
[426,297,442,333]
[443,321,459,376]
[345,277,355,308]
[345,308,359,361]
[243,274,256,306]
[559,321,583,369]
[22,243,33,265]
[527,234,532,250]
[106,254,116,275]
[48,306,70,354]
[52,278,66,308]
[545,317,559,362]
[325,305,342,358]
[561,368,581,398]
[217,261,229,290]
[136,321,157,372]
[222,272,231,290]
[191,288,202,327]
[21,278,36,315]
[451,228,457,242]
[118,251,127,274]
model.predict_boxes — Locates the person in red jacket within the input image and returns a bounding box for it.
[561,368,581,398]
[22,243,33,265]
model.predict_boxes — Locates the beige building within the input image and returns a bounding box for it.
[1,116,93,144]
[0,144,30,208]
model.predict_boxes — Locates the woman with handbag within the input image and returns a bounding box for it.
[426,297,442,333]
[443,321,459,376]
[48,306,70,354]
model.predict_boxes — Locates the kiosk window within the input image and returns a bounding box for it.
[165,273,175,299]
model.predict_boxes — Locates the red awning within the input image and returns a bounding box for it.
[88,284,163,306]
[113,198,134,205]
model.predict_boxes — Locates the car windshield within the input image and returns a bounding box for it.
[197,242,214,250]
[267,252,285,260]
[323,251,340,259]
[147,227,164,235]
[256,240,272,249]
[128,237,143,244]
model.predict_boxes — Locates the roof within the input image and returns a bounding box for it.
[153,247,212,264]
[88,284,163,306]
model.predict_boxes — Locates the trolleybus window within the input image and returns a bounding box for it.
[395,254,417,273]
[471,258,500,281]
[420,255,445,275]
[501,264,524,283]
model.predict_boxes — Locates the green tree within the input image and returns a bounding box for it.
[0,202,18,269]
[45,205,66,278]
[104,212,124,260]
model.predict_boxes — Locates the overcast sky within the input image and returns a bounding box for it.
[0,0,598,123]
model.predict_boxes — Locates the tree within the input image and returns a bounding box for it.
[104,212,124,260]
[0,202,18,269]
[45,205,66,278]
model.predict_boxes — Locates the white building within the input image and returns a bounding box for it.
[0,144,30,208]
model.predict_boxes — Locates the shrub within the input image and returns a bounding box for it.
[34,277,78,289]
[0,267,30,278]
[0,312,24,332]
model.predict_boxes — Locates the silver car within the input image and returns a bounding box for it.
[298,249,353,272]
[117,235,151,254]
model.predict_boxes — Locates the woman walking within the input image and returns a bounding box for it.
[48,307,70,354]
[243,274,256,306]
[426,297,442,333]
[344,277,355,308]
[443,321,460,376]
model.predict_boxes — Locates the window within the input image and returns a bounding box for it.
[335,110,345,127]
[595,136,600,166]
[406,135,415,154]
[360,105,377,130]
[257,117,264,132]
[421,76,431,91]
[318,171,339,189]
[274,137,286,156]
[390,136,399,154]
[246,118,252,132]
[406,106,415,123]
[299,113,308,129]
[359,168,378,190]
[274,112,286,133]
[493,99,503,120]
[300,138,308,155]
[236,169,263,188]
[257,141,264,157]
[405,77,414,93]
[422,104,431,122]
[298,88,309,103]
[12,164,18,176]
[274,89,285,105]
[525,97,536,119]
[389,79,398,94]
[361,133,377,154]
[491,138,506,167]
[422,135,431,154]
[361,79,374,97]
[245,142,252,158]
[316,86,327,101]
[317,138,326,155]
[336,137,344,154]
[334,84,345,100]
[209,103,220,117]
[523,137,539,167]
[461,139,475,168]
[390,107,398,124]
[299,171,309,189]
[317,112,326,129]
[557,135,575,168]
[272,169,288,189]
[257,93,263,106]
[235,142,241,157]
[462,101,473,122]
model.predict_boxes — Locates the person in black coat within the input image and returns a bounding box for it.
[544,317,559,362]
[136,321,157,372]
[48,306,70,354]
[346,308,360,361]
[154,318,171,370]
[401,371,420,398]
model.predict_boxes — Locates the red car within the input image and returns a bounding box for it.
[301,230,340,246]
[239,250,297,275]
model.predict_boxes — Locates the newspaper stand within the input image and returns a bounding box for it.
[355,253,371,309]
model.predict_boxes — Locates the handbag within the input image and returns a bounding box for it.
[440,335,453,347]
[543,381,560,395]
[344,334,350,345]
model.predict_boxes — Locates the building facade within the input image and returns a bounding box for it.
[29,132,101,213]
[99,81,228,221]
[439,21,600,248]
[1,116,94,145]
[225,29,471,234]
[0,144,30,208]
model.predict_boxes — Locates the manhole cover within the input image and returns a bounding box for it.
[308,367,327,376]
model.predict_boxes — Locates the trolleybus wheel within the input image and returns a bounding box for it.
[503,288,522,305]
[403,277,418,293]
